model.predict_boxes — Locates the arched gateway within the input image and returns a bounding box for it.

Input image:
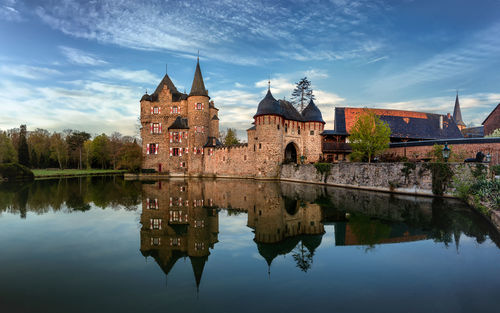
[284,142,298,164]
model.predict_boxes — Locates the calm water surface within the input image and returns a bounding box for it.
[0,177,499,313]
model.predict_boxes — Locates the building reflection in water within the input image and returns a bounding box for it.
[139,179,497,288]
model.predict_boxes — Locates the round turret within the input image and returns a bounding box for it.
[254,89,281,118]
[302,99,325,123]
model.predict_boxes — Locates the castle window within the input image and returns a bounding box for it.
[147,198,158,210]
[195,242,205,251]
[172,148,180,156]
[195,126,205,133]
[170,238,181,246]
[180,186,186,192]
[223,156,225,161]
[298,127,301,135]
[253,144,256,151]
[172,132,180,142]
[180,161,186,168]
[169,210,184,222]
[150,218,162,230]
[277,124,280,130]
[151,237,161,246]
[310,221,315,226]
[259,143,262,149]
[153,106,159,114]
[285,124,288,133]
[148,143,158,155]
[194,220,205,228]
[195,102,203,110]
[244,155,247,160]
[152,123,160,134]
[172,106,179,114]
[310,130,314,135]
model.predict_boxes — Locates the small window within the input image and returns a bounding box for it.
[298,127,301,135]
[171,238,181,246]
[244,155,247,161]
[180,186,186,192]
[194,220,205,228]
[259,143,262,149]
[151,237,161,246]
[148,198,158,210]
[195,242,205,251]
[310,221,315,226]
[277,124,280,130]
[149,143,156,154]
[196,103,203,110]
[173,132,180,143]
[172,148,180,156]
[151,218,161,230]
[310,130,314,135]
[223,156,225,161]
[153,106,159,114]
[153,123,160,134]
[285,125,288,133]
[253,144,256,151]
[172,106,179,114]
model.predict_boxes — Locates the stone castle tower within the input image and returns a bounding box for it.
[140,58,221,174]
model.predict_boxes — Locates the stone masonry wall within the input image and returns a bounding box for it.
[280,162,482,197]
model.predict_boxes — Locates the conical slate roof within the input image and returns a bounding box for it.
[302,99,325,123]
[190,255,208,289]
[453,94,466,127]
[189,60,209,97]
[254,88,281,118]
[279,100,303,122]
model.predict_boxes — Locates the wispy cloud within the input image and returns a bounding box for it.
[366,55,388,64]
[94,68,160,84]
[370,22,500,91]
[59,46,107,66]
[34,0,388,65]
[0,0,22,21]
[0,64,61,79]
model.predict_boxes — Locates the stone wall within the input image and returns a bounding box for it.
[204,144,256,177]
[280,162,481,197]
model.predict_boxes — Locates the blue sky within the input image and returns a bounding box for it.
[1,0,500,138]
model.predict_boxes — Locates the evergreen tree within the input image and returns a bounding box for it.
[18,125,30,167]
[349,109,391,163]
[291,77,315,112]
[223,128,240,146]
[0,132,17,163]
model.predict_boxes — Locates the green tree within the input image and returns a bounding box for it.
[349,109,391,163]
[223,128,240,146]
[18,125,30,167]
[0,132,17,163]
[66,130,91,169]
[291,77,315,112]
[28,128,51,168]
[49,133,68,169]
[91,134,110,169]
[117,141,142,172]
[486,128,500,137]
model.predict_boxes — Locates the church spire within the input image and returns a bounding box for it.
[189,57,209,97]
[453,92,466,129]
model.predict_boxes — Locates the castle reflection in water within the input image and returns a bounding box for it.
[139,179,495,288]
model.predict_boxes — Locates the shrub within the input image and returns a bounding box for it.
[0,163,34,182]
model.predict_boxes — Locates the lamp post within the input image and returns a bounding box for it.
[442,143,451,162]
[485,152,491,163]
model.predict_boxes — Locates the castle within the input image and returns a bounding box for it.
[140,59,325,178]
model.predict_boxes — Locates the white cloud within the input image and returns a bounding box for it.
[94,68,160,84]
[0,0,22,21]
[0,64,61,79]
[59,46,107,66]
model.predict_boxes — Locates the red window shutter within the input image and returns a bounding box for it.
[150,107,153,114]
[180,162,182,167]
[179,148,183,156]
[169,148,173,157]
[146,143,150,154]
[179,133,182,143]
[169,132,173,143]
[201,149,204,155]
[155,144,159,154]
[202,126,204,133]
[159,107,161,114]
[179,106,181,114]
[150,123,153,134]
[202,103,204,110]
[155,199,158,208]
[159,123,162,133]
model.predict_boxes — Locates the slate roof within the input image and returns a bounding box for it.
[453,94,466,127]
[335,107,464,140]
[254,88,324,123]
[462,126,484,138]
[211,115,219,120]
[141,73,188,102]
[168,116,189,129]
[302,99,325,123]
[247,125,256,131]
[189,60,209,98]
[204,137,223,147]
[482,103,500,125]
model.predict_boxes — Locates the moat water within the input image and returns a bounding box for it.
[0,177,499,313]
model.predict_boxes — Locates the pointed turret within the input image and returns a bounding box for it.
[453,93,466,129]
[254,87,281,118]
[190,255,208,290]
[302,99,325,123]
[189,58,209,97]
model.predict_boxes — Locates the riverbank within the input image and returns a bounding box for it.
[33,169,126,179]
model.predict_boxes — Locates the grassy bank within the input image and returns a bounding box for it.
[33,169,126,178]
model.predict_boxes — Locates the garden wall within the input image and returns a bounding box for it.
[280,162,480,197]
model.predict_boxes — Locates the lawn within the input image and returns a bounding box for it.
[32,169,126,177]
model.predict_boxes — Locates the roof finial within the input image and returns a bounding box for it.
[268,74,271,91]
[166,63,168,75]
[145,88,148,94]
[197,50,200,62]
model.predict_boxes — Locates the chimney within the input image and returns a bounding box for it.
[439,116,443,129]
[447,112,451,119]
